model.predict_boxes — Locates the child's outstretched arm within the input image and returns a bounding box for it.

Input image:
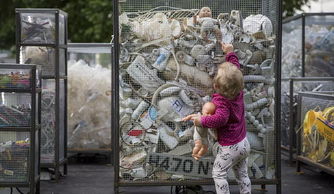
[222,43,241,69]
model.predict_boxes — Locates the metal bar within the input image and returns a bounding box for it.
[15,43,59,48]
[41,163,56,168]
[0,183,29,187]
[30,65,37,194]
[112,0,120,193]
[37,129,41,194]
[296,95,302,173]
[40,159,67,168]
[68,148,112,153]
[276,0,282,192]
[296,156,334,176]
[63,12,69,176]
[68,43,113,47]
[53,11,61,182]
[288,79,294,165]
[19,43,57,47]
[42,75,67,79]
[0,64,37,69]
[16,10,21,63]
[37,74,42,194]
[283,14,303,24]
[0,127,32,132]
[303,12,334,16]
[301,14,305,77]
[117,179,279,187]
[281,77,334,82]
[0,89,34,93]
[298,91,334,100]
[15,8,60,13]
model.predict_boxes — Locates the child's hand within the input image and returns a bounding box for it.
[182,113,202,127]
[221,43,234,54]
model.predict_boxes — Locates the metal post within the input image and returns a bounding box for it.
[64,13,69,176]
[112,0,120,193]
[288,79,294,165]
[296,95,302,173]
[275,0,282,192]
[30,66,37,194]
[301,14,305,77]
[54,11,61,182]
[15,11,20,64]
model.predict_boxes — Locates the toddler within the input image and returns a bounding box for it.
[183,43,251,194]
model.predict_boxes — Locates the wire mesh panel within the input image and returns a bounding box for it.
[281,79,334,147]
[0,69,37,90]
[20,13,56,44]
[282,13,334,78]
[282,18,302,78]
[299,92,334,170]
[114,0,280,188]
[19,46,65,77]
[67,44,112,152]
[0,93,32,127]
[304,15,334,77]
[41,79,55,163]
[0,131,30,183]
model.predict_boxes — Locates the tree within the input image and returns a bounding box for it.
[283,0,316,17]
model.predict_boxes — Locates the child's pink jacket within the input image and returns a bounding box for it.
[200,52,246,146]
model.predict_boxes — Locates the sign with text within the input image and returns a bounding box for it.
[148,153,214,178]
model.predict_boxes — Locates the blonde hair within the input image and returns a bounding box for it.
[213,62,244,99]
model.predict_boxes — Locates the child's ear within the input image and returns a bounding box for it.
[213,83,218,90]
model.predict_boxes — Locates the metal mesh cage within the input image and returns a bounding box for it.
[0,131,30,183]
[0,69,33,90]
[282,13,334,78]
[115,0,280,186]
[281,79,334,147]
[16,9,69,181]
[20,13,56,44]
[0,93,32,127]
[0,64,41,193]
[67,44,112,152]
[282,18,302,78]
[20,46,56,77]
[17,9,68,77]
[299,92,334,169]
[304,15,334,77]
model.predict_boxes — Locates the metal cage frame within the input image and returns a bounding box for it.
[0,64,41,194]
[283,12,334,77]
[112,0,282,193]
[67,43,113,160]
[15,8,68,181]
[296,91,334,176]
[281,77,334,165]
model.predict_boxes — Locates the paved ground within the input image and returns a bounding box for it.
[1,155,334,194]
